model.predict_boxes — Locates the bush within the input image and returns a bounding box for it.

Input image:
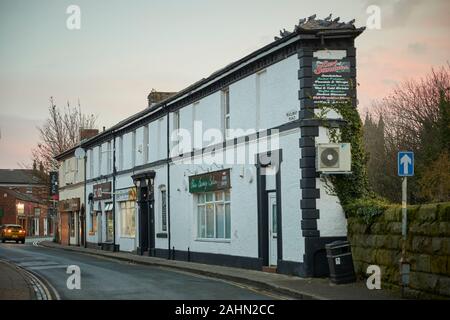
[344,197,389,225]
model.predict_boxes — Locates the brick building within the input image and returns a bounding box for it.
[0,169,53,236]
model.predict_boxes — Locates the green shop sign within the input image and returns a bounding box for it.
[189,169,231,193]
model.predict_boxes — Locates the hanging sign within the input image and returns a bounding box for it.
[93,182,112,200]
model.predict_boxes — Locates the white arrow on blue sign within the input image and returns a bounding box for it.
[398,151,414,176]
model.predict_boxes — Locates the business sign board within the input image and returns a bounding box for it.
[312,50,352,107]
[59,198,81,212]
[116,187,137,202]
[189,169,231,193]
[49,171,59,200]
[93,182,112,200]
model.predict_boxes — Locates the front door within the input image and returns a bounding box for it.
[139,187,149,253]
[268,193,278,266]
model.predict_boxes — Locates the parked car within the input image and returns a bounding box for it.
[0,224,26,244]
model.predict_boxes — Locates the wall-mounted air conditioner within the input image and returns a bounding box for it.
[316,143,351,173]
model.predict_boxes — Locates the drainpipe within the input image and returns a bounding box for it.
[112,134,117,251]
[166,107,171,259]
[84,150,87,248]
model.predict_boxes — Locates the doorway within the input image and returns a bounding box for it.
[268,193,278,266]
[139,186,149,253]
[133,171,156,256]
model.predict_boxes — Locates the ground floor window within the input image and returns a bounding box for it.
[160,188,167,232]
[120,201,136,237]
[106,209,113,242]
[69,212,75,237]
[91,211,98,233]
[197,190,231,239]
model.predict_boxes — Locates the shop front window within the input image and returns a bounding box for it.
[106,211,113,242]
[197,190,231,239]
[120,201,136,237]
[70,212,75,237]
[90,211,98,233]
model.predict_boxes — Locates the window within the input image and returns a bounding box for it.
[120,201,136,237]
[131,131,136,168]
[90,211,97,233]
[222,89,230,139]
[173,111,180,154]
[107,141,112,173]
[160,187,167,232]
[89,149,94,178]
[70,212,75,237]
[197,190,231,239]
[34,207,41,217]
[98,145,102,176]
[144,125,149,164]
[118,136,123,171]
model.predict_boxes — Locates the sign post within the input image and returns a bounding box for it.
[397,151,414,297]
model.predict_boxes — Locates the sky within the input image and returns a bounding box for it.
[0,0,449,168]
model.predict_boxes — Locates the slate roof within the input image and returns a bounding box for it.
[0,169,45,185]
[0,187,43,204]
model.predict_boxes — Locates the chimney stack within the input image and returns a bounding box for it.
[79,128,99,141]
[147,89,176,107]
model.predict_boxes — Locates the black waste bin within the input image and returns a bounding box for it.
[325,240,356,284]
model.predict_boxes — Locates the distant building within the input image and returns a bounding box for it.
[0,169,52,236]
[55,129,98,246]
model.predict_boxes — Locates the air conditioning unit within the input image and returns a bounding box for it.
[316,143,351,173]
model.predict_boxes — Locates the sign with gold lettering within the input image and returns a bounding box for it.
[189,169,230,193]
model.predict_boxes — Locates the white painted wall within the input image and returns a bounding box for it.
[315,126,347,237]
[279,129,304,263]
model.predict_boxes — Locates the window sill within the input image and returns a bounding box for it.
[119,236,136,239]
[195,238,231,243]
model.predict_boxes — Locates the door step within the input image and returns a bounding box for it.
[262,266,277,273]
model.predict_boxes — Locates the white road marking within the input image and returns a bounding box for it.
[27,264,68,271]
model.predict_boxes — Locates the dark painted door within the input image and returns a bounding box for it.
[139,187,149,252]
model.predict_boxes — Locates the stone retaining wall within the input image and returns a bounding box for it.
[348,202,450,299]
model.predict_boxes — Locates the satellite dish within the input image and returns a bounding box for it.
[75,147,86,159]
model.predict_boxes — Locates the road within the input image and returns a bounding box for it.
[0,239,278,300]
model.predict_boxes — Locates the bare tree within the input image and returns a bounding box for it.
[32,97,97,173]
[367,64,450,203]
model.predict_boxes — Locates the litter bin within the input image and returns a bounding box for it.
[325,240,356,284]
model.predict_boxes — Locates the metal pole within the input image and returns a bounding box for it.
[400,176,409,298]
[402,177,407,239]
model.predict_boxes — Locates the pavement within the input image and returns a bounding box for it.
[0,259,34,300]
[39,240,401,300]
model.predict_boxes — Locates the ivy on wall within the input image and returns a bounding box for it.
[316,102,388,224]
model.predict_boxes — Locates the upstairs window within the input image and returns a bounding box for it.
[131,131,136,168]
[144,125,149,164]
[98,145,102,176]
[107,141,112,173]
[118,136,123,171]
[222,89,230,139]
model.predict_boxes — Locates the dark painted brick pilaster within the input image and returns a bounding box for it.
[300,199,316,209]
[302,209,319,219]
[302,230,320,237]
[301,219,317,230]
[300,178,316,189]
[302,188,320,199]
[300,157,315,168]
